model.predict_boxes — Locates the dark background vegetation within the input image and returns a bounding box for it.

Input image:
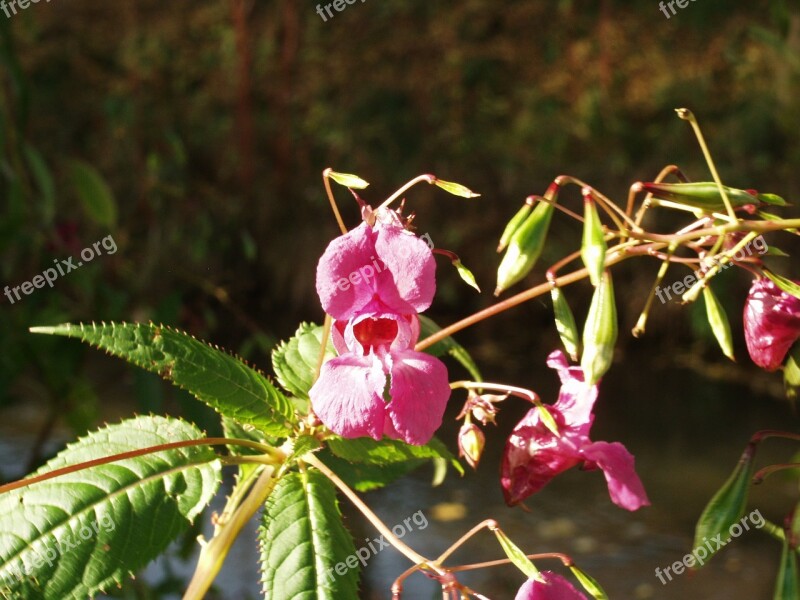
[1,1,798,598]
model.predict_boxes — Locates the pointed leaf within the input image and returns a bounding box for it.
[693,445,755,565]
[30,322,295,436]
[703,286,735,361]
[453,259,481,292]
[493,529,538,579]
[259,470,358,599]
[272,322,336,402]
[569,566,610,600]
[551,286,580,361]
[434,178,481,198]
[327,171,369,189]
[317,450,426,492]
[327,436,462,474]
[68,160,117,227]
[0,416,221,599]
[418,315,482,381]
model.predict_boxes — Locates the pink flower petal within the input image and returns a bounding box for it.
[386,350,450,445]
[309,354,387,440]
[546,350,597,427]
[515,572,588,600]
[374,222,436,313]
[581,441,650,511]
[743,278,800,371]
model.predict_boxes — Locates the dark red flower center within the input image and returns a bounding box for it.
[353,317,398,353]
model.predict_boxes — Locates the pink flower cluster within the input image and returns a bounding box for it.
[310,219,451,445]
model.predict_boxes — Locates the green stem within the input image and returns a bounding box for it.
[183,467,278,600]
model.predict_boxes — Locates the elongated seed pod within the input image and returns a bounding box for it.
[497,196,535,253]
[495,200,555,295]
[581,271,618,384]
[640,182,786,211]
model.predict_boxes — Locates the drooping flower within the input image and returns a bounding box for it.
[743,278,800,371]
[501,350,649,511]
[310,219,450,445]
[514,572,588,600]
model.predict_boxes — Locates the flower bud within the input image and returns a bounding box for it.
[551,287,580,362]
[743,278,800,371]
[581,271,618,385]
[458,422,485,469]
[495,200,555,295]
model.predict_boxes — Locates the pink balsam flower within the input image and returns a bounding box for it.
[515,572,587,600]
[743,278,800,371]
[310,219,450,445]
[501,350,649,511]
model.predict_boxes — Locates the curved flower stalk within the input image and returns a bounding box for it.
[501,350,649,511]
[310,213,451,445]
[743,278,800,371]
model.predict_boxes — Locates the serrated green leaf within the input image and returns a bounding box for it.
[453,259,481,292]
[764,271,800,302]
[68,160,117,227]
[418,315,482,381]
[30,322,295,436]
[328,171,369,189]
[693,446,755,565]
[328,436,462,474]
[0,416,221,599]
[259,470,358,600]
[318,450,425,492]
[272,322,336,401]
[703,286,735,361]
[434,178,480,198]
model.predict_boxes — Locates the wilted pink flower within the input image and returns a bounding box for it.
[310,220,449,445]
[501,350,649,511]
[743,278,800,371]
[515,572,587,600]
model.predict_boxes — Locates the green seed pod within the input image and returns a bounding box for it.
[641,182,786,212]
[495,200,555,295]
[693,444,755,566]
[497,197,535,253]
[581,271,618,384]
[581,198,607,287]
[774,537,800,600]
[703,286,735,362]
[551,286,580,362]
